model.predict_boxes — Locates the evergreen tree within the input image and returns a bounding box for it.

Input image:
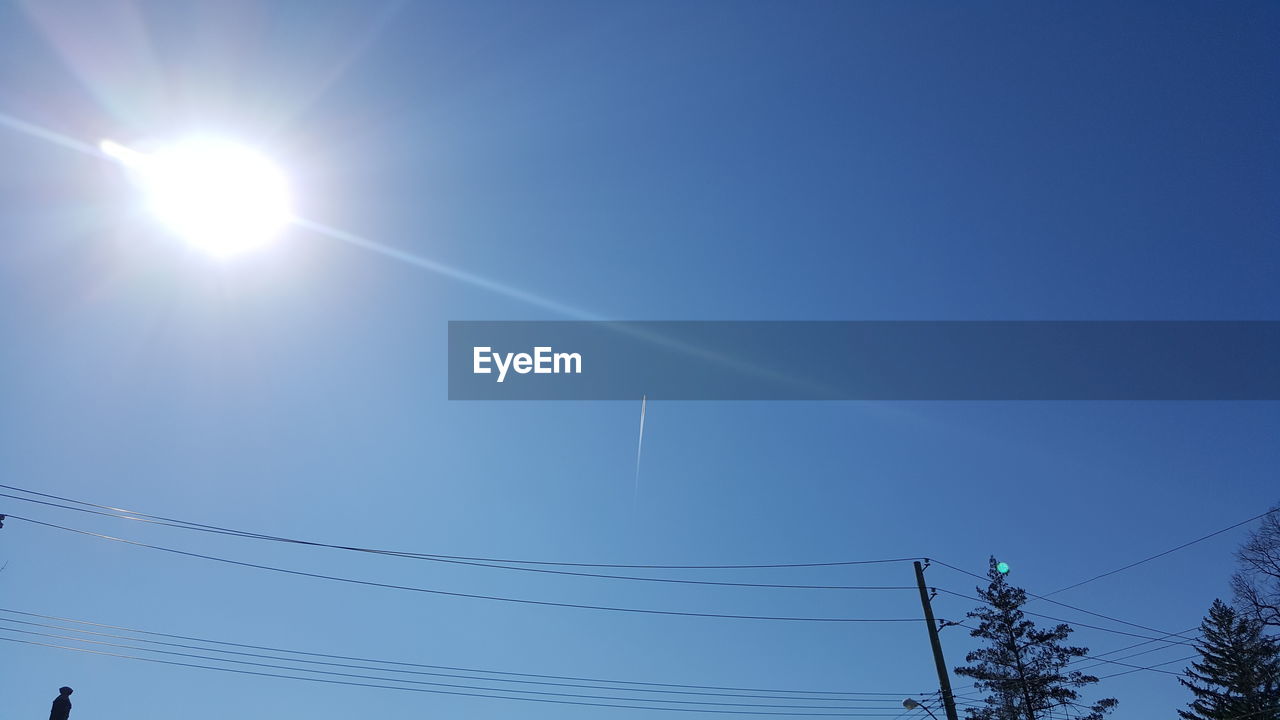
[1179,599,1280,720]
[954,558,1117,720]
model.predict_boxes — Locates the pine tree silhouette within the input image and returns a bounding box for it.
[955,557,1116,720]
[1179,599,1280,720]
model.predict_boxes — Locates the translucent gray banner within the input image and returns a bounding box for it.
[447,321,1280,400]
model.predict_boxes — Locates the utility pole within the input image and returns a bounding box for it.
[914,560,960,720]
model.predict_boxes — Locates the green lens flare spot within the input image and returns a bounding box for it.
[996,561,1010,574]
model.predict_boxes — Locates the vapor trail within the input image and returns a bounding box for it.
[634,394,647,501]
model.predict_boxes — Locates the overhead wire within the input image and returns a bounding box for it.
[929,588,1197,646]
[1041,507,1280,597]
[1095,654,1196,680]
[1081,628,1202,662]
[0,609,909,701]
[887,691,939,720]
[1066,651,1185,677]
[946,626,1202,696]
[924,506,1279,643]
[5,515,922,624]
[6,485,1251,702]
[0,636,913,717]
[933,569,1198,706]
[1072,639,1199,675]
[0,608,913,698]
[929,560,1197,641]
[0,485,920,570]
[0,624,907,711]
[0,493,916,590]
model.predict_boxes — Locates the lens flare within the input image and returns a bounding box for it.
[101,137,291,256]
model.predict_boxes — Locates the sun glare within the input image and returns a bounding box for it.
[101,137,291,256]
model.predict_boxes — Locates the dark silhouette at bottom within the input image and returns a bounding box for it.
[49,687,72,720]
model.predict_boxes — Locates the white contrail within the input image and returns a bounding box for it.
[633,394,646,501]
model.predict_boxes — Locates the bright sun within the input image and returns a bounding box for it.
[101,137,291,256]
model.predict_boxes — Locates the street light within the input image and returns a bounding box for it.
[902,698,940,720]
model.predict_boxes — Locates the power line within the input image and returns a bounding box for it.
[946,618,1195,689]
[1073,639,1199,675]
[929,560,1196,641]
[926,506,1280,636]
[1042,507,1280,597]
[1027,595,1195,640]
[6,515,922,624]
[0,485,920,570]
[0,609,910,701]
[1083,627,1202,661]
[888,691,941,719]
[1065,627,1202,680]
[0,624,906,711]
[932,588,1198,646]
[1066,651,1185,677]
[0,490,914,591]
[946,626,1202,695]
[931,579,1187,640]
[0,636,913,717]
[1095,654,1196,680]
[929,559,1203,692]
[929,554,1213,691]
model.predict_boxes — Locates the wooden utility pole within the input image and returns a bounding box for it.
[914,560,960,720]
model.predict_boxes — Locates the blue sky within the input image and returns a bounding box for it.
[0,1,1277,719]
